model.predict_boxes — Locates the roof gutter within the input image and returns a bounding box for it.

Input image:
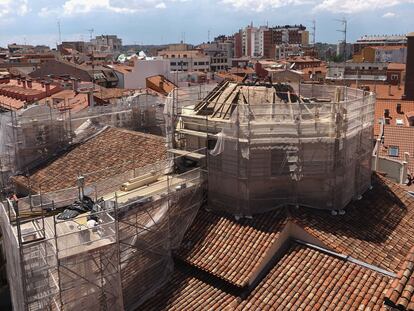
[294,239,397,278]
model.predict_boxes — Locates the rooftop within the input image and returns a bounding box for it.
[12,127,166,193]
[140,174,414,310]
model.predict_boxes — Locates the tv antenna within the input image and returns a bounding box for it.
[87,28,94,41]
[57,20,62,45]
[336,18,347,59]
[311,20,316,46]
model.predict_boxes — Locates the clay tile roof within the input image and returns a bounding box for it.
[291,175,414,274]
[379,126,414,173]
[12,127,166,193]
[143,243,391,310]
[385,247,414,310]
[140,174,414,310]
[235,243,390,310]
[374,100,414,135]
[175,208,288,287]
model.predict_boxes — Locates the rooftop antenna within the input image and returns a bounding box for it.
[87,28,94,42]
[57,20,62,46]
[311,20,316,46]
[336,17,347,60]
[336,18,347,84]
[208,30,210,43]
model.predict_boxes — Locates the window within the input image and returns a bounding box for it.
[171,62,176,66]
[388,146,399,157]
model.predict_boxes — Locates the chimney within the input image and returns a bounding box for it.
[384,109,390,118]
[397,103,402,114]
[45,81,51,96]
[404,32,414,100]
[27,79,32,88]
[21,78,26,88]
[17,77,21,85]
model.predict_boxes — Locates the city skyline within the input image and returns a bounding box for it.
[0,0,413,47]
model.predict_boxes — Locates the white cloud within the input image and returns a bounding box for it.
[220,0,413,13]
[0,0,29,18]
[382,12,397,18]
[155,2,167,9]
[40,0,189,16]
[220,0,310,12]
[314,0,414,14]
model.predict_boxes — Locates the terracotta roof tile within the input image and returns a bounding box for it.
[292,175,414,274]
[374,99,414,135]
[175,208,288,287]
[140,174,414,310]
[12,127,166,192]
[385,247,414,310]
[142,243,391,310]
[378,125,414,173]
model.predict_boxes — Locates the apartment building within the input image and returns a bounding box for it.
[158,49,210,72]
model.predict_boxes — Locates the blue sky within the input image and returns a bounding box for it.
[0,0,413,47]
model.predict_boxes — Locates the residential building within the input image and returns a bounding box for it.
[271,24,308,45]
[354,34,407,54]
[91,35,122,53]
[58,41,88,54]
[29,59,119,88]
[158,49,210,72]
[327,62,388,83]
[0,77,61,112]
[111,57,170,89]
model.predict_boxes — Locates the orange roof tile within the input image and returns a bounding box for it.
[350,83,405,100]
[140,174,414,310]
[373,99,414,135]
[176,208,288,287]
[12,127,166,193]
[379,125,414,173]
[292,175,414,274]
[143,243,391,310]
[385,247,414,310]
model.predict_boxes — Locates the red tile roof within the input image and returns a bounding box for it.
[176,208,288,287]
[12,127,166,193]
[351,83,405,100]
[236,243,390,310]
[385,247,414,310]
[291,175,414,274]
[142,243,391,310]
[374,99,414,135]
[378,125,414,173]
[141,174,414,310]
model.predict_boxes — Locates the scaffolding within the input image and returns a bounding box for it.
[0,92,164,191]
[167,82,375,215]
[0,151,206,311]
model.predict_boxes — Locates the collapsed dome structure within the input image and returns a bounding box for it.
[172,81,375,216]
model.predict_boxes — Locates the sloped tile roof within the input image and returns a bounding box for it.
[374,99,414,135]
[378,125,414,174]
[385,247,414,310]
[236,243,390,311]
[12,127,166,193]
[140,174,414,310]
[142,243,391,311]
[291,175,414,274]
[175,208,288,287]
